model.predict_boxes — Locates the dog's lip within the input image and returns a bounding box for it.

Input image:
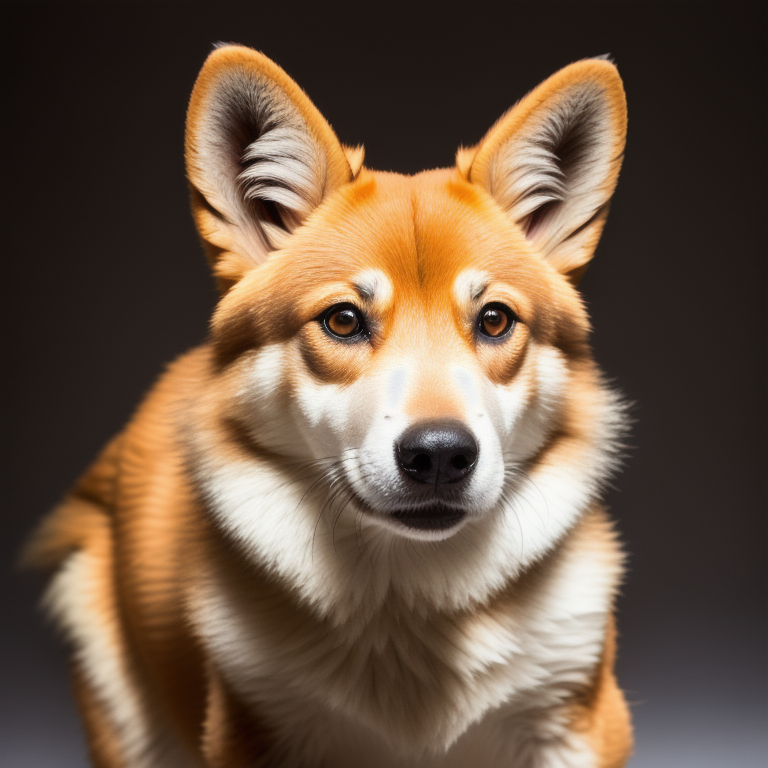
[350,491,468,532]
[390,504,467,531]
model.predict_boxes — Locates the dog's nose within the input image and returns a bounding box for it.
[396,420,478,485]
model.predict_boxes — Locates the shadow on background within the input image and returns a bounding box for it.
[4,2,766,766]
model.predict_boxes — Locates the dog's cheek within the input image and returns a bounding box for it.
[232,332,379,460]
[289,362,381,461]
[228,344,310,457]
[476,323,531,385]
[297,325,371,386]
[471,325,535,459]
[491,345,570,463]
[481,361,534,441]
[286,328,367,451]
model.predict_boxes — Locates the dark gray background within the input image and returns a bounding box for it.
[4,2,766,766]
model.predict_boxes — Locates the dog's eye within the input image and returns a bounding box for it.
[322,304,366,340]
[478,303,516,340]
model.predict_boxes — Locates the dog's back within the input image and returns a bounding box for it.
[27,46,632,767]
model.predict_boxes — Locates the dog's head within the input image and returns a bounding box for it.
[185,46,627,612]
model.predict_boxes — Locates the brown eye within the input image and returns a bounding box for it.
[323,304,366,340]
[478,303,516,340]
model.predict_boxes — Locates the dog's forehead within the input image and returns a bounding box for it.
[279,168,552,299]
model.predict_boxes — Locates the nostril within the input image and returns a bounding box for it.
[411,454,431,473]
[450,454,470,471]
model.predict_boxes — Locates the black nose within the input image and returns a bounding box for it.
[396,420,479,485]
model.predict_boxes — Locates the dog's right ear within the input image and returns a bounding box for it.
[186,45,357,291]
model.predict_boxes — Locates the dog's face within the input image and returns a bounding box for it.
[210,170,592,542]
[185,47,626,610]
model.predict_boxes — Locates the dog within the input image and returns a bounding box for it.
[26,45,632,767]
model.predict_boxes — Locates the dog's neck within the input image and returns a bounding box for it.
[189,504,622,758]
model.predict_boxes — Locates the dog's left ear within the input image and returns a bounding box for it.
[186,45,359,291]
[460,59,627,283]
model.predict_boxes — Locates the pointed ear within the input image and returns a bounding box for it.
[186,45,359,290]
[463,59,627,282]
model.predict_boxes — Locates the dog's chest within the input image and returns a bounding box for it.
[191,536,613,765]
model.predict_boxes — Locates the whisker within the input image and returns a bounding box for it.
[499,458,552,537]
[354,508,364,552]
[408,539,428,566]
[308,461,346,562]
[331,488,357,553]
[325,477,351,553]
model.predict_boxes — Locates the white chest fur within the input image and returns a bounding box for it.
[190,511,619,767]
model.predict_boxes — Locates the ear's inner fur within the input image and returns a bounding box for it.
[490,84,612,251]
[466,60,626,280]
[198,73,326,250]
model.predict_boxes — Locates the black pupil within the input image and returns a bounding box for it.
[484,310,504,332]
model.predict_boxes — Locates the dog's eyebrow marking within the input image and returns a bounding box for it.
[353,269,393,305]
[354,282,374,300]
[453,269,490,304]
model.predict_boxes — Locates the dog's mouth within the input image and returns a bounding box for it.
[343,483,470,538]
[390,505,467,531]
[346,491,467,534]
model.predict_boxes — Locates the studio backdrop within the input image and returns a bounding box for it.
[4,3,765,767]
